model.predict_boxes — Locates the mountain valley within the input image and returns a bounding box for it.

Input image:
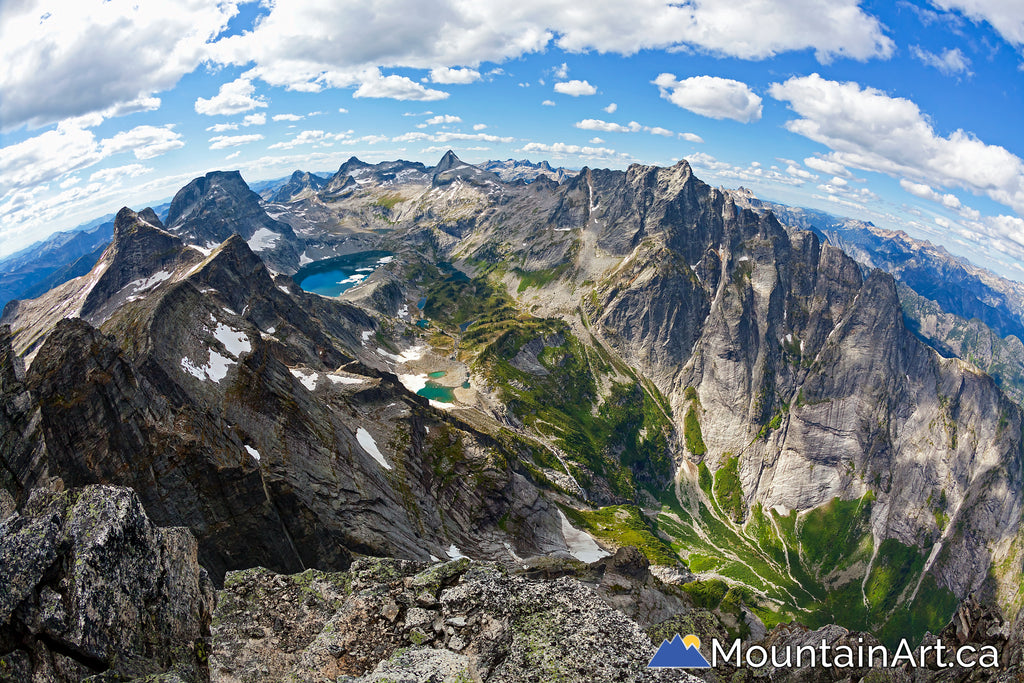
[2,152,1023,681]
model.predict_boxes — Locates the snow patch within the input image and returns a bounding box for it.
[299,252,313,266]
[356,427,391,469]
[377,345,425,364]
[446,544,467,560]
[265,326,276,334]
[398,373,428,393]
[326,373,365,385]
[278,285,292,295]
[213,322,251,357]
[126,270,171,294]
[244,445,261,462]
[248,228,280,251]
[180,349,235,383]
[289,368,319,391]
[377,255,394,265]
[558,510,610,563]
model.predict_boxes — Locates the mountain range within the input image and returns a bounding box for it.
[2,152,1023,681]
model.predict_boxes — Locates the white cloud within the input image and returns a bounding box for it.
[899,179,978,217]
[206,123,238,133]
[208,1,892,97]
[273,114,304,122]
[910,45,971,75]
[541,100,556,106]
[243,112,267,126]
[653,74,763,123]
[554,80,597,96]
[429,67,481,84]
[574,118,676,137]
[679,132,705,143]
[354,72,449,101]
[194,78,269,116]
[100,124,185,160]
[225,151,241,160]
[338,108,349,113]
[267,129,354,150]
[425,114,462,125]
[473,123,487,130]
[687,152,808,188]
[576,119,642,133]
[931,1,1024,46]
[785,164,818,180]
[519,141,628,160]
[589,137,605,143]
[0,120,182,195]
[604,102,618,114]
[0,0,235,130]
[769,73,1024,215]
[88,163,151,184]
[208,134,265,150]
[804,155,853,177]
[552,63,569,79]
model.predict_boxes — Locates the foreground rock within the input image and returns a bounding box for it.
[0,485,214,681]
[210,556,703,683]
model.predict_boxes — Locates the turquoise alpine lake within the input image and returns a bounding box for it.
[295,251,394,297]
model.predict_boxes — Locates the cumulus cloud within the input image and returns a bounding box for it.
[804,155,853,177]
[653,74,763,123]
[473,123,487,130]
[910,45,971,75]
[88,163,151,184]
[194,78,269,116]
[519,141,628,160]
[687,152,809,188]
[425,114,462,125]
[541,100,556,106]
[207,1,892,97]
[768,73,1024,214]
[354,72,449,100]
[575,118,675,137]
[931,1,1024,46]
[0,121,182,196]
[604,103,618,113]
[100,125,185,159]
[679,132,705,143]
[267,130,348,150]
[554,80,597,96]
[576,119,642,133]
[429,67,481,84]
[0,0,235,130]
[208,134,264,150]
[273,114,304,122]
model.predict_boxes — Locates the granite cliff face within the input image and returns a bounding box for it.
[2,155,1024,679]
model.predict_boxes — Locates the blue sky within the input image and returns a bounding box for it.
[1,1,1023,280]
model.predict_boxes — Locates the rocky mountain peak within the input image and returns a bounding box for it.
[79,208,185,318]
[271,170,327,203]
[433,149,462,174]
[136,206,164,229]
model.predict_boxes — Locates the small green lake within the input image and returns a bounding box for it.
[417,381,455,402]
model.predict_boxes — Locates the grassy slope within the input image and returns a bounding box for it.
[412,257,957,648]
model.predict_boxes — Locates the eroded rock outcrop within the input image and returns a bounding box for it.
[0,485,214,681]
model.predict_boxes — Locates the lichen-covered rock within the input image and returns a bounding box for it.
[211,557,704,683]
[0,486,214,681]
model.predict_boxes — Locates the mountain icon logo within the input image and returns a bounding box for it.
[648,634,712,668]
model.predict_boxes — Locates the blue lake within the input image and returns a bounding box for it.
[296,251,394,297]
